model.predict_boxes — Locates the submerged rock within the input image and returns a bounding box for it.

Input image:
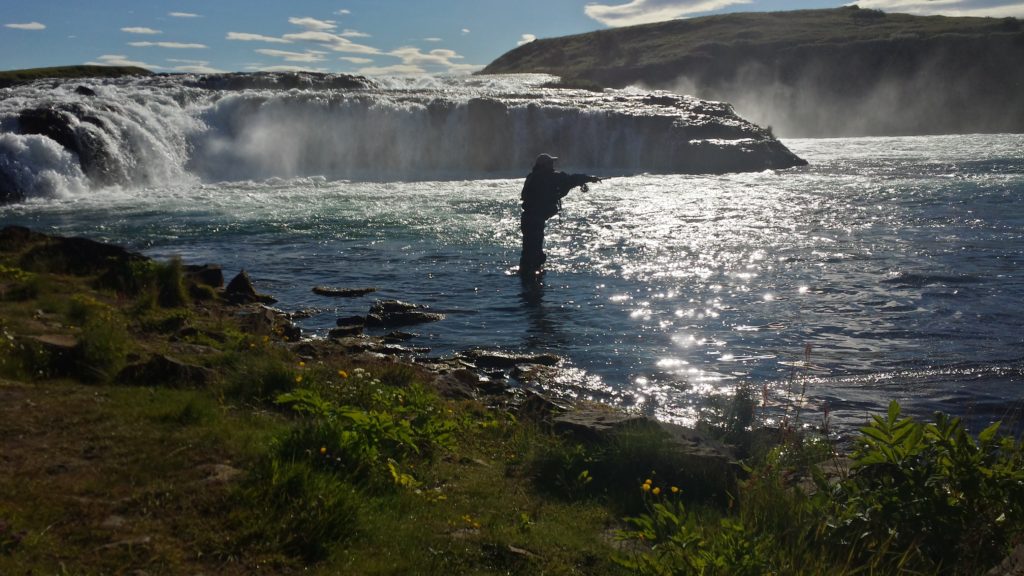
[313,286,377,297]
[365,299,445,327]
[460,349,561,369]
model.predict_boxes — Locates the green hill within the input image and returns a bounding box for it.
[0,65,151,88]
[482,6,1024,136]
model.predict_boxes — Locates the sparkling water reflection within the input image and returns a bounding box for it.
[2,135,1022,433]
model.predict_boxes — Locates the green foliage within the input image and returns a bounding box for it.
[223,352,300,403]
[274,374,457,489]
[823,401,1024,573]
[0,265,40,301]
[617,491,776,576]
[68,294,130,383]
[616,402,1024,575]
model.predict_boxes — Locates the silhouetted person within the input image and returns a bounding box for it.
[519,153,601,276]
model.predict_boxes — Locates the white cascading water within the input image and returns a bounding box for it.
[0,73,802,200]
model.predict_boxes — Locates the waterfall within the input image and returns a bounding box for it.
[0,73,805,201]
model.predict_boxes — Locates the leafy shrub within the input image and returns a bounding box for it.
[616,402,1024,575]
[274,369,456,490]
[823,401,1024,573]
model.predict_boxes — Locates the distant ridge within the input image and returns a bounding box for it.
[481,6,1024,136]
[0,65,152,88]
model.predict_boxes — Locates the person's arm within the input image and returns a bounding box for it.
[555,172,602,198]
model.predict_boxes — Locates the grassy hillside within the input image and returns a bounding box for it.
[482,7,1024,136]
[0,65,151,88]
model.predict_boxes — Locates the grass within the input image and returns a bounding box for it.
[1,227,1020,575]
[0,65,151,88]
[483,6,1020,81]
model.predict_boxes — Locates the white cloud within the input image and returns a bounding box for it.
[283,30,381,54]
[584,0,753,27]
[168,12,200,18]
[518,33,537,46]
[227,32,293,44]
[852,0,1024,17]
[340,56,374,64]
[389,47,464,67]
[336,9,352,15]
[86,54,158,69]
[339,29,371,38]
[255,48,328,62]
[5,22,46,30]
[129,41,207,49]
[121,27,162,35]
[288,17,337,31]
[461,28,471,34]
[358,63,428,76]
[424,37,443,43]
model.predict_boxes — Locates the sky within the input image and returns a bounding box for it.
[2,0,1023,76]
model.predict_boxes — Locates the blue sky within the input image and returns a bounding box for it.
[2,0,1023,75]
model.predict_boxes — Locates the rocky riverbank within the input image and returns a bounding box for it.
[4,226,1021,575]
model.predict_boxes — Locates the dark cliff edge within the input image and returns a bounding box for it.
[0,65,152,89]
[481,6,1024,137]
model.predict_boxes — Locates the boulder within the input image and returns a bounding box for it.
[224,270,276,304]
[988,544,1024,576]
[365,299,445,327]
[74,86,97,97]
[336,315,366,326]
[184,264,224,288]
[235,305,300,341]
[116,354,213,388]
[329,324,364,338]
[312,286,377,297]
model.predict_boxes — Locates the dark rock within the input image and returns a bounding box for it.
[329,324,364,338]
[384,331,417,342]
[313,286,377,297]
[17,233,147,279]
[235,305,299,341]
[0,226,47,250]
[987,543,1024,576]
[17,334,79,377]
[18,107,78,152]
[224,270,276,304]
[432,368,483,400]
[0,166,23,204]
[17,104,123,185]
[116,354,213,387]
[336,315,366,326]
[75,86,97,97]
[184,264,223,288]
[516,390,574,418]
[365,299,445,327]
[462,349,561,369]
[553,407,649,438]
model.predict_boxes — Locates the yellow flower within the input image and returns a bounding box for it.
[338,370,348,378]
[652,487,661,496]
[671,486,680,494]
[642,483,651,492]
[644,478,653,486]
[319,446,327,455]
[295,375,303,383]
[298,361,305,367]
